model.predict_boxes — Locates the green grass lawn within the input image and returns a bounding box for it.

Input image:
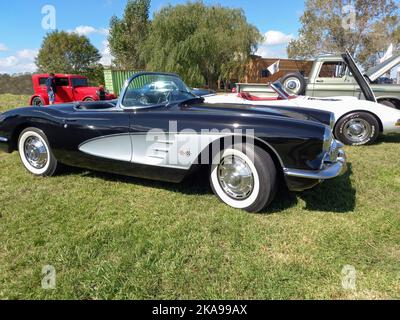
[0,94,31,113]
[0,94,399,300]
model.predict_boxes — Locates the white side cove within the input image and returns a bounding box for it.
[79,134,132,162]
[79,133,240,170]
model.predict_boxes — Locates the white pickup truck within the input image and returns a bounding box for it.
[280,53,400,109]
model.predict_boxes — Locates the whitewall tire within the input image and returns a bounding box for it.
[18,128,58,176]
[210,144,277,213]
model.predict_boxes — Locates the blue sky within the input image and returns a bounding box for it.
[0,0,305,74]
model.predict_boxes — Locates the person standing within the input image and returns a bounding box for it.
[96,85,106,101]
[46,73,57,105]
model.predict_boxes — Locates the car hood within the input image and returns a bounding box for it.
[342,51,377,103]
[365,53,400,82]
[187,101,333,127]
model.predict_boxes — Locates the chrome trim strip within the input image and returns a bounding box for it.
[0,137,8,142]
[284,150,347,180]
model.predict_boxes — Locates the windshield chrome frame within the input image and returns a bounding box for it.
[117,72,194,110]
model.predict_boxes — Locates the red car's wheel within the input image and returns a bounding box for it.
[32,97,44,107]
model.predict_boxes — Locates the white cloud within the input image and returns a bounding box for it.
[255,30,295,58]
[0,43,8,52]
[99,40,113,66]
[0,49,38,74]
[0,56,18,68]
[68,25,109,36]
[262,30,294,46]
[17,49,39,60]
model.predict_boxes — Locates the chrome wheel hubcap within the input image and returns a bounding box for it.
[344,119,371,143]
[217,156,254,200]
[24,136,48,169]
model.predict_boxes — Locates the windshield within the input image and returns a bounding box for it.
[71,78,89,87]
[122,74,196,108]
[271,81,290,100]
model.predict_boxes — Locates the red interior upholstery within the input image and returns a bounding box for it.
[238,92,297,101]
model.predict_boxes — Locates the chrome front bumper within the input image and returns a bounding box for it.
[284,142,347,181]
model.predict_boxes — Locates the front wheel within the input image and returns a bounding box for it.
[334,112,380,146]
[18,128,58,176]
[210,144,277,213]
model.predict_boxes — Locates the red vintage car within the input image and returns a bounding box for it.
[29,74,117,106]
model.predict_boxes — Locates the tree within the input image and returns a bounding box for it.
[108,0,151,69]
[142,1,262,88]
[287,0,400,67]
[36,31,102,77]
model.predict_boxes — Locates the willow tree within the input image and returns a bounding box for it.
[287,0,400,67]
[142,1,262,88]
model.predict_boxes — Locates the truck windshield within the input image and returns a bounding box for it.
[72,78,89,87]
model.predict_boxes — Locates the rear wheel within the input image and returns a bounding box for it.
[281,72,307,95]
[334,112,380,146]
[32,97,44,107]
[83,97,95,102]
[18,128,58,176]
[210,144,277,213]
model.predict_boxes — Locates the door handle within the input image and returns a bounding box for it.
[316,80,324,83]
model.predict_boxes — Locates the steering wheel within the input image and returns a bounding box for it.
[139,95,151,105]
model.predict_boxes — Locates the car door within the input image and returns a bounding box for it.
[311,61,356,98]
[55,77,74,103]
[54,107,133,172]
[38,77,50,102]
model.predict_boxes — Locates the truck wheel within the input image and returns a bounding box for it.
[210,144,277,213]
[379,100,397,109]
[18,128,58,176]
[32,97,44,107]
[334,112,380,146]
[281,72,307,95]
[84,98,95,102]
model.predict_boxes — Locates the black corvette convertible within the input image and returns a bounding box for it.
[0,72,347,212]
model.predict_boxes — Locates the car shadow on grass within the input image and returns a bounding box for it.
[376,134,400,144]
[63,162,356,214]
[62,165,212,196]
[263,163,355,214]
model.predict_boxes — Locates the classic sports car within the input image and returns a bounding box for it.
[0,72,347,212]
[205,53,400,146]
